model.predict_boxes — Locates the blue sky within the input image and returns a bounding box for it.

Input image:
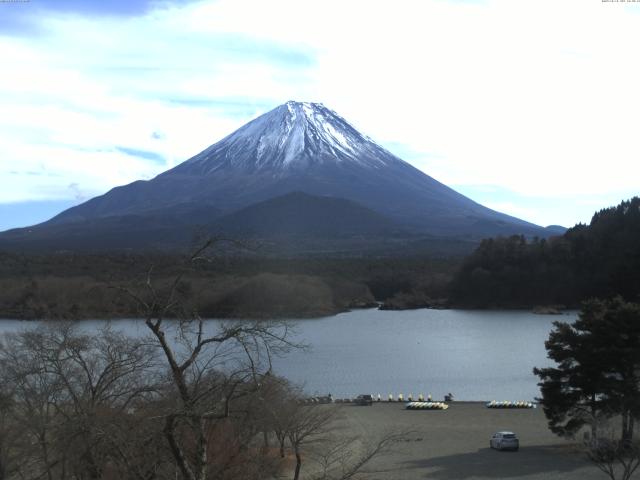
[1,0,639,231]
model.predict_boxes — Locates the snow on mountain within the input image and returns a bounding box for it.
[172,101,397,175]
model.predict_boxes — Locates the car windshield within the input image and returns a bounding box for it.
[503,434,516,439]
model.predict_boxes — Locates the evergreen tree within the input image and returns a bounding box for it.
[451,197,640,308]
[582,298,640,441]
[534,298,640,441]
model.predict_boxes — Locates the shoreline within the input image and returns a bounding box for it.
[0,305,579,322]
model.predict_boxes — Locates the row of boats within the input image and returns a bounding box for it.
[380,394,437,402]
[303,397,537,408]
[486,400,536,409]
[331,394,439,403]
[406,401,450,410]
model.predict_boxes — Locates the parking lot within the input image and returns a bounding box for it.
[332,402,607,480]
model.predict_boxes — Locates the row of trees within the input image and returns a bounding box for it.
[0,327,398,480]
[450,197,640,307]
[535,298,640,480]
[0,250,460,320]
[0,243,402,480]
[0,321,318,479]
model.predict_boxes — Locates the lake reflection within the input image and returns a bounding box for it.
[0,309,575,401]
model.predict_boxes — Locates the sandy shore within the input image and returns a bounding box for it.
[329,402,607,480]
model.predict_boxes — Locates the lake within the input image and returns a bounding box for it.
[0,308,575,401]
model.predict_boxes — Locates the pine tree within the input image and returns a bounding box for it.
[534,298,640,441]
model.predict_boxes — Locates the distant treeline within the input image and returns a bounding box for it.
[0,251,458,319]
[7,198,637,319]
[450,197,640,308]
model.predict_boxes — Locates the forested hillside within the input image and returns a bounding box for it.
[450,197,640,308]
[0,252,457,319]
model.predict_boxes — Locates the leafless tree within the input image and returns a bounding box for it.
[117,239,300,480]
[309,430,409,480]
[0,323,160,480]
[265,394,409,480]
[252,376,301,459]
[586,436,640,480]
[0,390,22,480]
[286,404,338,480]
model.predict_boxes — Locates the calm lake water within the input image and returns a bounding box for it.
[0,308,576,401]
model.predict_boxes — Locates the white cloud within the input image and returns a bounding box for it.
[1,0,639,227]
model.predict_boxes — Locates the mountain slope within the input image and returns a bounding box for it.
[44,102,543,235]
[1,101,551,252]
[211,192,400,238]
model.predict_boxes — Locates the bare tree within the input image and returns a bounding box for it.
[0,325,72,480]
[586,437,640,480]
[253,376,302,459]
[0,323,160,480]
[117,239,299,480]
[267,395,409,480]
[286,404,338,480]
[0,390,22,480]
[309,430,408,480]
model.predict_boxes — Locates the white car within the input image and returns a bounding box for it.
[490,431,519,451]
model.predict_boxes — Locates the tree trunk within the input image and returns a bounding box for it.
[293,445,302,480]
[195,417,208,480]
[590,395,598,442]
[622,410,631,441]
[40,433,54,480]
[276,433,286,458]
[164,416,196,480]
[81,448,101,480]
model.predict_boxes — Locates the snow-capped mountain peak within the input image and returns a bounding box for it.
[18,100,550,246]
[173,101,400,175]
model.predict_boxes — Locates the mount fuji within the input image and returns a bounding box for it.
[0,101,556,252]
